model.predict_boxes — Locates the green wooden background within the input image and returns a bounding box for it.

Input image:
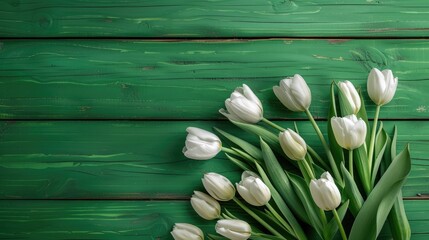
[1,1,429,239]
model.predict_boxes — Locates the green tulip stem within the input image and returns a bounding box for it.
[367,105,381,175]
[319,208,328,229]
[301,158,315,180]
[305,109,342,183]
[307,146,329,170]
[266,202,295,236]
[261,118,286,132]
[349,149,354,178]
[333,208,347,240]
[221,147,239,156]
[233,197,287,240]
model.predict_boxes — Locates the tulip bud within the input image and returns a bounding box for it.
[202,172,235,201]
[190,191,221,220]
[331,114,367,150]
[219,84,263,123]
[216,219,251,240]
[183,127,222,160]
[279,129,307,160]
[367,68,398,106]
[309,172,341,211]
[338,80,361,114]
[236,171,271,206]
[171,223,204,240]
[273,74,311,112]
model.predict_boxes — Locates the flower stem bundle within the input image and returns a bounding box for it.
[173,68,411,240]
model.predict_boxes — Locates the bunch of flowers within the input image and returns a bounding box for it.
[172,69,411,240]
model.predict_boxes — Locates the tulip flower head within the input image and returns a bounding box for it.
[331,114,367,150]
[273,74,311,112]
[367,68,398,106]
[309,172,341,211]
[219,84,263,123]
[338,80,361,114]
[216,219,251,240]
[202,172,235,201]
[190,191,221,220]
[279,129,307,160]
[171,223,204,240]
[183,127,222,160]
[236,171,271,206]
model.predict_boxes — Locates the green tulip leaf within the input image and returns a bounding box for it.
[349,144,411,240]
[354,144,371,196]
[214,127,263,161]
[384,126,411,240]
[328,82,345,169]
[371,122,389,187]
[288,172,325,240]
[357,88,370,146]
[340,163,363,216]
[224,153,252,172]
[252,208,297,239]
[259,140,307,240]
[258,138,307,224]
[230,120,284,156]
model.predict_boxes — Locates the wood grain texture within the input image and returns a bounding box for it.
[1,0,429,38]
[0,200,426,239]
[1,39,429,120]
[0,120,427,199]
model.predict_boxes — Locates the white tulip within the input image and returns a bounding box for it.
[190,191,221,220]
[202,172,235,201]
[171,223,204,240]
[279,129,307,160]
[309,172,341,211]
[331,114,367,150]
[216,219,251,240]
[367,68,398,106]
[219,84,263,123]
[273,74,311,112]
[236,171,271,206]
[338,80,361,114]
[183,127,221,160]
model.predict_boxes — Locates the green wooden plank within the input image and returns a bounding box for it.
[0,200,426,239]
[0,120,427,199]
[1,39,429,120]
[1,1,429,37]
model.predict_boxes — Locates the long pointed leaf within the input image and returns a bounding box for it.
[328,82,344,169]
[357,88,370,146]
[258,140,307,240]
[214,127,263,160]
[231,120,285,157]
[288,173,325,240]
[384,126,411,240]
[371,122,389,186]
[259,137,307,223]
[349,144,411,240]
[341,163,363,216]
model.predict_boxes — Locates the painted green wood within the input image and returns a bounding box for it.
[1,39,429,120]
[1,1,429,38]
[0,200,426,239]
[0,120,427,199]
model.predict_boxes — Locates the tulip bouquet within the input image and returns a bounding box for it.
[172,69,411,240]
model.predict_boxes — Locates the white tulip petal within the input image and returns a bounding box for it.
[202,173,235,201]
[242,84,263,109]
[331,115,366,150]
[310,175,341,211]
[171,223,204,240]
[216,219,251,240]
